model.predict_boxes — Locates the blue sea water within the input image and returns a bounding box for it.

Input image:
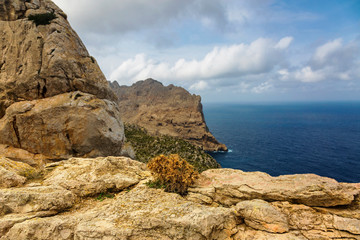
[204,102,360,183]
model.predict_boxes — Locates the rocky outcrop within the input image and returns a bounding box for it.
[110,79,227,152]
[0,0,124,163]
[187,169,359,207]
[1,157,359,240]
[0,92,124,162]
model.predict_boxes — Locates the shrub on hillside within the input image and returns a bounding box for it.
[28,12,56,26]
[147,154,198,195]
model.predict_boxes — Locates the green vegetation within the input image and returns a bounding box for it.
[147,154,198,195]
[145,179,165,189]
[18,168,43,181]
[96,192,115,201]
[28,12,56,26]
[124,124,220,172]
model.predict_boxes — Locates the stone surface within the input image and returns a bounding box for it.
[0,0,116,116]
[188,168,360,207]
[1,156,360,240]
[0,157,36,188]
[0,0,123,164]
[0,186,76,215]
[235,199,289,233]
[0,92,124,161]
[110,79,227,151]
[43,156,150,197]
[0,167,26,188]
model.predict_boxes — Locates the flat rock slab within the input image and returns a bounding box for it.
[0,185,76,215]
[1,186,239,240]
[189,169,360,207]
[235,199,289,233]
[43,156,150,197]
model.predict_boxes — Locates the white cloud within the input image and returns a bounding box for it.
[275,37,293,49]
[252,81,273,93]
[110,37,293,87]
[189,81,210,91]
[274,38,360,85]
[312,38,342,65]
[295,66,326,83]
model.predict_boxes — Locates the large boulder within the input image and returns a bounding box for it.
[110,79,227,151]
[0,0,123,163]
[0,92,124,161]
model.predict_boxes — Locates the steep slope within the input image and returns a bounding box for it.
[0,0,124,165]
[110,79,227,152]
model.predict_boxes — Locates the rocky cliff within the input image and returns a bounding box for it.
[0,0,124,165]
[110,79,227,152]
[1,156,359,239]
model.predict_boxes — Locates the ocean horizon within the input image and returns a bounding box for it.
[204,101,360,183]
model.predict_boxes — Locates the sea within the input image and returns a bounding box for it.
[204,102,360,183]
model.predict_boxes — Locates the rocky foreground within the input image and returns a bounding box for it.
[1,156,359,240]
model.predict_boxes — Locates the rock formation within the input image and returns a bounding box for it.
[0,0,124,165]
[1,156,359,239]
[110,79,227,152]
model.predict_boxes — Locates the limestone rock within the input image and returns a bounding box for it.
[1,186,239,240]
[233,226,307,240]
[0,92,124,161]
[0,0,116,117]
[110,79,227,151]
[1,156,360,240]
[0,157,36,188]
[0,185,76,215]
[235,199,289,233]
[0,167,26,188]
[272,201,360,239]
[0,0,123,163]
[189,169,360,207]
[43,156,149,197]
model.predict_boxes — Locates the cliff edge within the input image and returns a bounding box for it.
[110,79,227,152]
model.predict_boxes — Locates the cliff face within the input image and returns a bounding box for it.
[0,0,124,165]
[110,79,227,152]
[1,156,359,239]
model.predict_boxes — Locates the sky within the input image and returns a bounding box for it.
[53,0,360,103]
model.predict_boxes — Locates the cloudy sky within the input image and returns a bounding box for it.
[53,0,360,102]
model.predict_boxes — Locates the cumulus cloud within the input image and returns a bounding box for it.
[189,81,210,91]
[280,38,360,83]
[110,37,293,86]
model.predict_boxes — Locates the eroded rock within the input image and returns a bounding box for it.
[0,92,124,161]
[235,199,289,233]
[0,186,76,215]
[43,156,149,197]
[0,0,123,163]
[110,79,227,151]
[189,169,360,207]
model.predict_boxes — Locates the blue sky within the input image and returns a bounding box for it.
[53,0,360,102]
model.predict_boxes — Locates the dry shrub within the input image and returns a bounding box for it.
[147,154,198,195]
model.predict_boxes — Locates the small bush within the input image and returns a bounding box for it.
[28,12,56,26]
[147,154,198,195]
